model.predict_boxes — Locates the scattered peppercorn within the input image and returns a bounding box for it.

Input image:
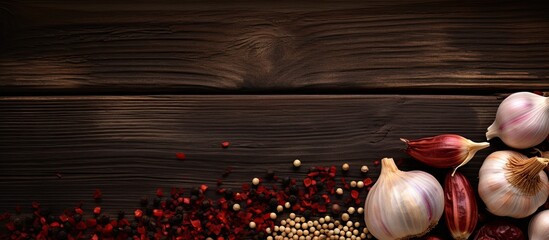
[341,163,350,171]
[361,165,369,173]
[252,177,260,186]
[293,159,301,168]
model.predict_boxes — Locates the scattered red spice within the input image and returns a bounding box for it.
[134,209,143,218]
[93,206,101,215]
[363,178,373,186]
[374,160,380,166]
[55,172,63,179]
[2,163,373,240]
[93,189,102,200]
[176,152,186,160]
[221,141,230,148]
[156,187,164,197]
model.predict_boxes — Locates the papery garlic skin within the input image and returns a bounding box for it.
[478,151,549,218]
[528,210,549,240]
[364,158,444,240]
[486,92,549,149]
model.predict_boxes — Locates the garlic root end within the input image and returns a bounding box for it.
[486,124,498,140]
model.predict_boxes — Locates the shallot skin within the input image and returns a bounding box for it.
[444,171,478,240]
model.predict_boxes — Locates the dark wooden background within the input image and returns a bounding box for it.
[1,0,549,238]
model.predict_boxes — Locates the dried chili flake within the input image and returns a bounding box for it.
[176,152,186,160]
[200,184,208,193]
[351,190,359,199]
[74,207,83,215]
[363,178,373,186]
[93,207,101,215]
[56,172,63,179]
[153,209,163,218]
[156,188,164,197]
[93,189,102,200]
[221,141,230,148]
[303,178,312,187]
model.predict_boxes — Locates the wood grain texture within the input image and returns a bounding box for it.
[0,94,516,217]
[1,1,549,94]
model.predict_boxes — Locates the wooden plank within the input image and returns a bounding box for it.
[0,94,521,218]
[1,1,549,94]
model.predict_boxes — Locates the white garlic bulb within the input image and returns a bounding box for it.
[528,210,549,240]
[478,151,549,218]
[364,158,444,239]
[486,92,549,149]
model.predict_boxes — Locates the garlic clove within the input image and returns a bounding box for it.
[401,134,489,175]
[486,92,549,149]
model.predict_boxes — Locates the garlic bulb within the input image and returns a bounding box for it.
[528,210,549,240]
[364,158,444,239]
[478,151,549,218]
[486,92,549,149]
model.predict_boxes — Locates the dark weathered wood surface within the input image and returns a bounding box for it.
[0,95,502,215]
[1,1,549,94]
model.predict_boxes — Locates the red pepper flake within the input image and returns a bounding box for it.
[74,207,83,215]
[93,206,101,215]
[156,188,164,197]
[103,223,113,234]
[55,172,63,179]
[93,189,102,200]
[176,152,186,160]
[303,178,312,187]
[153,209,163,218]
[200,184,208,193]
[221,141,230,148]
[350,190,359,199]
[374,160,380,166]
[191,219,201,230]
[363,178,373,186]
[50,222,60,228]
[134,209,143,218]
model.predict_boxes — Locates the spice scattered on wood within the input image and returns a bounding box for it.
[293,159,302,168]
[342,163,350,171]
[175,152,186,160]
[2,163,373,239]
[221,141,230,148]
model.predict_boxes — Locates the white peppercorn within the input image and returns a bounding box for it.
[293,159,301,167]
[232,203,241,211]
[252,177,260,185]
